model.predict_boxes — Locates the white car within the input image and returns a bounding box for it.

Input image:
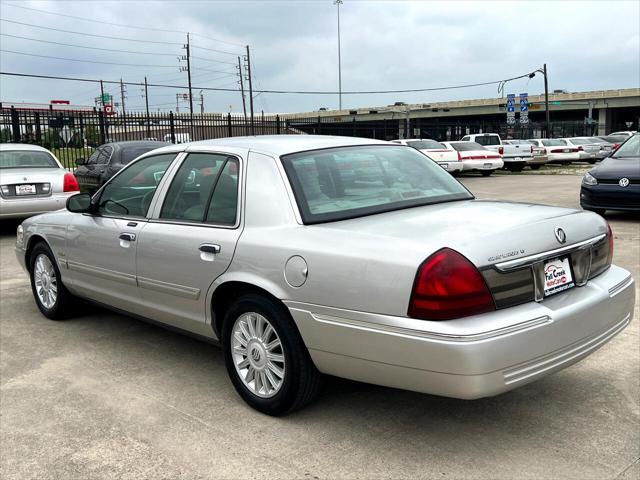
[609,131,637,137]
[0,144,80,219]
[503,140,549,170]
[528,139,580,164]
[563,138,602,163]
[391,139,463,174]
[441,141,504,176]
[460,133,532,172]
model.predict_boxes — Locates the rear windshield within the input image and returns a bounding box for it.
[0,150,58,169]
[598,135,627,143]
[449,142,486,152]
[406,140,445,150]
[121,146,162,164]
[611,135,639,159]
[281,145,473,224]
[473,135,501,146]
[569,138,595,145]
[541,139,567,147]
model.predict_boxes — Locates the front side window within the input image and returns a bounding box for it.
[160,153,239,225]
[97,153,175,217]
[0,150,58,169]
[281,145,472,224]
[611,134,639,159]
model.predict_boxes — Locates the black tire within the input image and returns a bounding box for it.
[29,242,76,320]
[480,170,493,177]
[588,159,597,164]
[530,165,542,170]
[506,163,524,172]
[222,293,322,416]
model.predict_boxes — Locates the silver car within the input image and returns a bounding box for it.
[0,144,80,218]
[15,136,635,415]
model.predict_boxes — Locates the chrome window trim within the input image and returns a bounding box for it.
[269,151,304,225]
[148,149,245,230]
[494,234,606,272]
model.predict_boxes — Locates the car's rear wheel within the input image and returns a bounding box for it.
[222,293,322,416]
[530,165,542,170]
[29,242,76,320]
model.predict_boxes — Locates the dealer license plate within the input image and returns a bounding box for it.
[543,256,575,297]
[514,157,522,161]
[15,184,36,195]
[483,163,492,168]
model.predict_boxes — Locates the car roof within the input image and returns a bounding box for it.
[0,143,53,152]
[104,140,168,149]
[146,135,391,157]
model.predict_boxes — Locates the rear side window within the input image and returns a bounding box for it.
[473,135,501,146]
[160,153,239,225]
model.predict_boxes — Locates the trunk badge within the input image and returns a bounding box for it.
[554,227,567,244]
[619,178,629,187]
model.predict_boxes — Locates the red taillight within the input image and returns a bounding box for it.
[498,146,504,155]
[613,143,620,150]
[457,150,462,161]
[606,223,614,266]
[408,248,495,321]
[63,172,80,192]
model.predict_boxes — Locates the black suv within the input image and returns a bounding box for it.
[75,140,167,193]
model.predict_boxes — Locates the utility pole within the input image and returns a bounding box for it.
[238,56,247,121]
[119,78,127,115]
[334,0,343,110]
[184,33,194,137]
[199,90,204,114]
[144,76,150,137]
[99,80,105,111]
[245,45,255,135]
[543,63,550,139]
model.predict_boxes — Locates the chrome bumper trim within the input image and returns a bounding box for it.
[609,275,633,297]
[495,233,606,272]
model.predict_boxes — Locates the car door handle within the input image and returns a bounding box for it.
[199,244,221,254]
[119,233,136,242]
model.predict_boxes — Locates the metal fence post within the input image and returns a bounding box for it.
[10,106,20,142]
[169,111,176,144]
[227,113,232,137]
[352,118,356,137]
[98,111,106,145]
[34,112,42,144]
[276,115,281,134]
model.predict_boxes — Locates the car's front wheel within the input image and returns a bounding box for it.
[222,293,322,415]
[29,242,76,320]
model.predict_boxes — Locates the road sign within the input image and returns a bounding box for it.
[103,104,115,115]
[519,93,529,124]
[506,93,516,112]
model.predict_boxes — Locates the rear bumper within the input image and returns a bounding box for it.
[0,193,73,219]
[527,155,549,165]
[502,156,531,164]
[437,162,464,173]
[461,159,504,171]
[548,153,580,163]
[580,184,640,211]
[287,265,634,399]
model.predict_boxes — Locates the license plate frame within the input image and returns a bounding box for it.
[15,184,37,195]
[542,256,575,297]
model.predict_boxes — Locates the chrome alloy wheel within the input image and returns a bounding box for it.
[33,254,57,309]
[231,312,286,398]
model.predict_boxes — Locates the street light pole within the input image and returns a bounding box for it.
[543,63,550,138]
[334,0,343,111]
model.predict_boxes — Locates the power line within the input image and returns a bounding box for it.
[2,2,246,48]
[0,19,183,45]
[0,49,179,68]
[0,70,540,95]
[191,55,236,66]
[0,33,177,56]
[190,44,242,56]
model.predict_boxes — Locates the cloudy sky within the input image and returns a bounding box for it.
[0,0,638,113]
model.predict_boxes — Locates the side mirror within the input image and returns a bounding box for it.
[75,157,86,166]
[66,193,92,213]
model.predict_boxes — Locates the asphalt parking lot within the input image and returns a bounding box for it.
[1,174,638,480]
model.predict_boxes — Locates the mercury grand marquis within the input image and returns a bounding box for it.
[16,135,635,415]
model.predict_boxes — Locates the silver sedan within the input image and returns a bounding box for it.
[0,144,80,219]
[15,136,635,415]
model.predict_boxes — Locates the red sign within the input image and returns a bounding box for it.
[103,104,115,115]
